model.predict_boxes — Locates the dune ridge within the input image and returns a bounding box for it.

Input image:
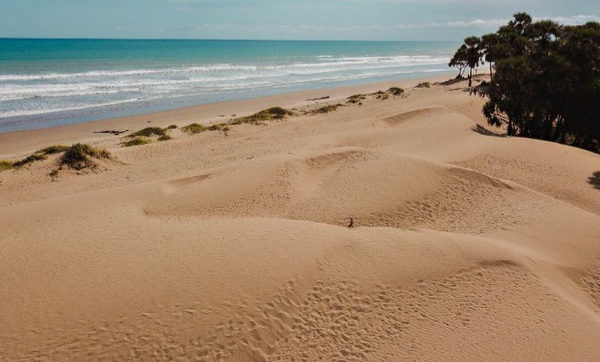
[1,77,600,361]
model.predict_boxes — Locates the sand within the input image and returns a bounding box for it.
[1,75,600,361]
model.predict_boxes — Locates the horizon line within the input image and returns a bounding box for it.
[0,37,459,43]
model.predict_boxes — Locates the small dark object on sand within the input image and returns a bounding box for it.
[307,96,330,101]
[348,217,354,228]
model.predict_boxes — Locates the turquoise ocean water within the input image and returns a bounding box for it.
[0,39,458,133]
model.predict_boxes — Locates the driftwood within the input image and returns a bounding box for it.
[93,129,129,136]
[306,96,330,101]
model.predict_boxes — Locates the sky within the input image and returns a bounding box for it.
[0,0,599,41]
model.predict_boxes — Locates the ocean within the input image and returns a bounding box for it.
[0,39,458,133]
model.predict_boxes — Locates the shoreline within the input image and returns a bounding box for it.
[0,73,455,157]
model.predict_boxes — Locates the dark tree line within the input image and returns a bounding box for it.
[449,13,600,153]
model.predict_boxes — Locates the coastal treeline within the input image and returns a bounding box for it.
[450,13,600,152]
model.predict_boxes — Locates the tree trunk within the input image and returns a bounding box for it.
[468,68,473,87]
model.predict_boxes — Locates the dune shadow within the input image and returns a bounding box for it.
[589,171,600,191]
[471,124,506,138]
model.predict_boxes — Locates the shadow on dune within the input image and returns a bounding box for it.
[589,171,600,191]
[471,124,506,138]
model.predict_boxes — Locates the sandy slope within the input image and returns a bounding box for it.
[1,77,600,361]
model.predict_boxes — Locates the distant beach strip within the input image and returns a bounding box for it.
[0,39,457,132]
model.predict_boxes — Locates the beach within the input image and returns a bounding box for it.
[2,73,600,361]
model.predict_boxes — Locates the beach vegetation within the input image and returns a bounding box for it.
[416,82,431,88]
[60,143,112,170]
[347,94,366,104]
[36,145,70,155]
[167,125,178,130]
[158,135,172,141]
[121,137,151,147]
[456,12,600,152]
[450,36,482,87]
[13,154,47,168]
[312,104,343,114]
[0,160,14,171]
[127,127,166,138]
[387,87,404,96]
[449,45,469,78]
[182,123,207,134]
[206,124,231,134]
[230,107,294,125]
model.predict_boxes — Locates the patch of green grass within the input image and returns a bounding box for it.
[182,123,207,134]
[205,124,230,132]
[312,104,343,114]
[158,135,172,142]
[36,145,69,155]
[347,94,366,104]
[121,137,151,147]
[387,87,405,96]
[60,143,111,171]
[13,153,47,168]
[416,82,431,88]
[0,160,14,171]
[230,107,295,125]
[127,127,166,138]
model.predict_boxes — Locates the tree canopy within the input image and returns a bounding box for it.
[452,13,600,153]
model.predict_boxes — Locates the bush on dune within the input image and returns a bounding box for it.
[312,104,343,114]
[231,107,295,125]
[127,127,166,138]
[0,160,14,171]
[387,87,404,96]
[182,123,207,134]
[60,143,112,170]
[121,137,151,147]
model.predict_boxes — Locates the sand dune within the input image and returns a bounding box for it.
[1,77,600,361]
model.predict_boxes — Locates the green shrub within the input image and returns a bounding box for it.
[167,125,178,130]
[387,87,404,96]
[416,82,431,88]
[182,123,207,134]
[60,143,111,170]
[13,154,47,168]
[158,135,172,141]
[127,127,166,138]
[121,137,151,147]
[36,145,69,155]
[0,160,13,171]
[347,94,366,104]
[231,107,295,125]
[312,104,343,114]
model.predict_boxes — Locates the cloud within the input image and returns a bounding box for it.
[293,15,600,32]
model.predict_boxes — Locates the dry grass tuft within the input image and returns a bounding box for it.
[230,107,294,125]
[182,123,207,134]
[312,104,343,114]
[127,127,166,138]
[347,94,366,104]
[60,143,111,171]
[387,87,404,96]
[13,154,47,168]
[121,137,151,147]
[0,160,14,171]
[36,145,70,155]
